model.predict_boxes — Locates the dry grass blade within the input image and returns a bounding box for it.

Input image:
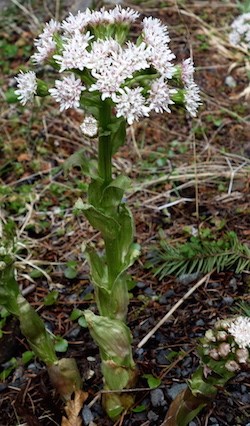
[61,390,88,426]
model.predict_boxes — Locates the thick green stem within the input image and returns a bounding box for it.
[98,99,112,186]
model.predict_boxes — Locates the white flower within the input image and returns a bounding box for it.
[122,42,151,74]
[229,13,250,49]
[184,81,201,117]
[142,17,170,47]
[49,74,85,111]
[88,7,114,26]
[88,39,150,100]
[54,31,93,72]
[15,71,37,105]
[87,38,122,72]
[113,86,150,125]
[148,46,176,79]
[148,77,176,113]
[61,10,90,33]
[109,5,140,23]
[228,316,250,349]
[182,58,195,86]
[32,19,60,64]
[80,115,98,137]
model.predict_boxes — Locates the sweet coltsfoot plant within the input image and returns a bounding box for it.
[14,5,201,418]
[0,231,82,401]
[163,316,250,426]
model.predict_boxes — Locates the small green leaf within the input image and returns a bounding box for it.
[132,404,147,413]
[54,337,68,352]
[143,374,161,389]
[70,308,85,321]
[43,290,59,306]
[78,316,88,328]
[29,269,44,279]
[22,351,34,364]
[64,266,78,279]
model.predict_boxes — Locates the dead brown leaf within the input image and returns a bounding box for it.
[61,390,88,426]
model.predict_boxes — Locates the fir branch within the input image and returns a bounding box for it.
[147,232,250,280]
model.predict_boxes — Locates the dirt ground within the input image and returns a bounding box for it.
[0,1,249,425]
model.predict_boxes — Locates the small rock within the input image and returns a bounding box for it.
[82,405,94,425]
[178,272,200,285]
[137,282,146,289]
[166,383,187,400]
[196,319,205,326]
[229,277,237,290]
[225,75,236,88]
[150,388,166,407]
[156,350,169,365]
[67,325,81,339]
[144,287,156,297]
[222,296,234,306]
[188,422,197,426]
[209,417,219,424]
[0,383,7,392]
[147,410,159,422]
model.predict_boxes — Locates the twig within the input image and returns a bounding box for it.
[137,270,214,349]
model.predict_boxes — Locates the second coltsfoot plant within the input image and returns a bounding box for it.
[14,5,201,418]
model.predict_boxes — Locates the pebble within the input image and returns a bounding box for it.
[188,422,197,426]
[82,405,94,425]
[136,281,146,289]
[229,277,237,290]
[156,350,169,365]
[159,289,175,304]
[150,388,166,407]
[196,319,205,326]
[166,383,187,400]
[67,325,81,339]
[147,410,159,422]
[225,75,237,88]
[222,296,234,306]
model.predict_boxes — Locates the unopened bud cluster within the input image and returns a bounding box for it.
[202,316,250,373]
[14,5,201,129]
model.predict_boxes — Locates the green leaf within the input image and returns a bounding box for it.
[132,405,147,413]
[143,374,161,389]
[0,357,17,380]
[63,149,97,178]
[43,290,59,306]
[22,351,34,364]
[29,269,44,279]
[5,88,19,104]
[75,200,120,239]
[78,316,87,328]
[54,336,68,352]
[70,308,85,321]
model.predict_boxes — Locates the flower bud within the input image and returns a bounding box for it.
[209,349,220,360]
[205,329,216,342]
[236,348,249,364]
[225,360,240,372]
[216,331,228,341]
[218,343,231,358]
[0,261,6,271]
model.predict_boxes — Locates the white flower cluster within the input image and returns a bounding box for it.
[229,12,250,49]
[80,115,98,137]
[15,6,201,123]
[15,71,37,105]
[228,316,250,349]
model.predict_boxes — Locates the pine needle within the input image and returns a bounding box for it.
[147,232,250,280]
